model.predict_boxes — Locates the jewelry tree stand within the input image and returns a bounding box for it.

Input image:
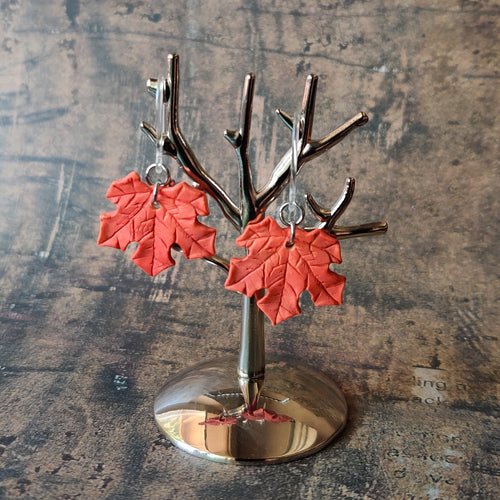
[99,54,387,464]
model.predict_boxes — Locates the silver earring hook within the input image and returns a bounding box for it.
[146,76,171,204]
[155,76,167,167]
[279,112,304,247]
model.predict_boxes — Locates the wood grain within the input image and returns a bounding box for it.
[0,1,498,498]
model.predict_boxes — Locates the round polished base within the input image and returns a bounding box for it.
[154,357,347,464]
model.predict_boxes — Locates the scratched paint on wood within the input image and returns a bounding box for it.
[0,1,498,498]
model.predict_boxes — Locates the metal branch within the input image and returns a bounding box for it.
[172,244,229,272]
[273,71,318,141]
[304,112,369,163]
[306,186,388,239]
[306,177,355,231]
[140,121,176,157]
[300,74,317,148]
[144,54,241,229]
[140,120,157,143]
[255,74,369,212]
[203,254,230,272]
[274,110,369,161]
[276,108,293,129]
[255,76,316,211]
[142,59,385,245]
[224,73,257,228]
[332,222,388,239]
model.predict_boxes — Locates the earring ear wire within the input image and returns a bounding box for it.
[145,76,171,187]
[279,111,305,246]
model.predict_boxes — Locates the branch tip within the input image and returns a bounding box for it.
[140,121,157,143]
[306,192,330,220]
[224,129,242,148]
[306,73,318,84]
[326,177,355,229]
[146,78,170,101]
[306,177,356,230]
[276,109,293,130]
[301,75,318,144]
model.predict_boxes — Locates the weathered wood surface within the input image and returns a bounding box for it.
[0,1,498,498]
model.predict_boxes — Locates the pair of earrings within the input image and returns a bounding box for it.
[98,82,344,325]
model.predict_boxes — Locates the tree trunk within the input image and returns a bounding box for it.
[238,292,265,410]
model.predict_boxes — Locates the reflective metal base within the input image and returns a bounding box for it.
[154,357,347,463]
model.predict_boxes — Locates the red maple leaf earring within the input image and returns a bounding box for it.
[98,78,216,276]
[225,112,346,325]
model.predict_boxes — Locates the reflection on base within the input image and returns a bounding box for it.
[154,357,347,464]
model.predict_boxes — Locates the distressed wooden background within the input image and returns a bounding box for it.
[0,1,498,499]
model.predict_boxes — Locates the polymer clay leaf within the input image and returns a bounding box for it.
[225,216,345,325]
[98,172,216,276]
